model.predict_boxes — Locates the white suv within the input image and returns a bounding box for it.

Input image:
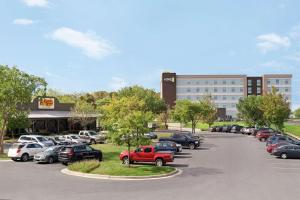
[8,143,46,162]
[18,135,55,147]
[60,134,88,144]
[79,130,106,144]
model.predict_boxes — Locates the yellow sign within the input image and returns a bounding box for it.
[38,98,55,109]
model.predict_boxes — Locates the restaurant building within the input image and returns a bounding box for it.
[27,97,97,134]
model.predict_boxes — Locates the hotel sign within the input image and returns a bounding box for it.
[163,77,175,83]
[38,98,55,110]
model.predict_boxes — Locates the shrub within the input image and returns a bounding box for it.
[68,160,100,173]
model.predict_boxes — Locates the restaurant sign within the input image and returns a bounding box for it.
[38,98,55,110]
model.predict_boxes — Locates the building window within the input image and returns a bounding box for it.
[231,96,235,100]
[214,88,217,93]
[285,88,289,92]
[276,79,280,84]
[248,87,252,94]
[240,88,243,92]
[196,81,199,85]
[223,80,226,85]
[205,80,208,85]
[196,88,200,92]
[267,80,271,85]
[257,79,261,86]
[285,79,289,84]
[223,88,226,92]
[231,80,235,85]
[248,79,252,86]
[231,88,235,92]
[257,87,261,94]
[213,96,218,100]
[187,88,191,92]
[187,96,191,100]
[214,80,218,85]
[222,96,227,100]
[205,88,209,92]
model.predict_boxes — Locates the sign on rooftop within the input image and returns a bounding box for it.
[38,97,55,110]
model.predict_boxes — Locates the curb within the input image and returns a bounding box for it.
[61,168,182,181]
[0,160,12,162]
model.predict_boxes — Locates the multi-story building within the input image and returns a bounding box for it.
[161,73,292,119]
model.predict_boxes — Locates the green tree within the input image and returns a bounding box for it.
[101,96,153,167]
[237,95,266,127]
[294,108,300,118]
[70,99,98,130]
[199,96,218,128]
[7,112,30,138]
[0,65,46,153]
[117,86,166,114]
[261,88,290,131]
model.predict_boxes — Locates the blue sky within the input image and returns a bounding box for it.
[1,0,300,109]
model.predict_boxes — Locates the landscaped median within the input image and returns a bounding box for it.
[64,144,179,180]
[0,153,9,160]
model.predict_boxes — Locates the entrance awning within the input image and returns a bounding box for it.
[28,111,72,119]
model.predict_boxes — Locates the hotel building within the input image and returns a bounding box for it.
[161,73,292,119]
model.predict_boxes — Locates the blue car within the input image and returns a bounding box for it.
[155,141,178,153]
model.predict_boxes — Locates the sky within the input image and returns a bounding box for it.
[1,0,300,110]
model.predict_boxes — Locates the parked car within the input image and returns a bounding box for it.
[159,133,200,149]
[34,145,65,164]
[230,125,243,133]
[256,129,278,142]
[271,144,300,159]
[46,136,73,146]
[208,126,217,132]
[58,144,102,165]
[221,125,232,133]
[119,145,174,166]
[155,141,182,153]
[266,136,300,153]
[8,143,46,162]
[144,132,158,139]
[61,134,88,144]
[215,126,223,132]
[18,135,54,147]
[78,130,106,144]
[181,131,203,141]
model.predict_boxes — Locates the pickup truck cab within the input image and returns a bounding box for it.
[119,146,174,167]
[159,133,200,149]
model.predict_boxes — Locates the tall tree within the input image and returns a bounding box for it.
[237,95,266,127]
[0,65,46,153]
[261,88,290,131]
[294,108,300,119]
[101,96,153,167]
[199,96,218,128]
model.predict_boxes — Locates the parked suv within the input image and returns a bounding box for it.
[61,134,88,144]
[155,141,182,153]
[79,130,106,144]
[159,133,200,149]
[18,135,54,147]
[8,143,46,162]
[34,145,65,164]
[58,144,102,165]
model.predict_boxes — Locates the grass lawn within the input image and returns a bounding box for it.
[284,124,300,137]
[68,144,175,176]
[0,153,9,160]
[186,121,246,131]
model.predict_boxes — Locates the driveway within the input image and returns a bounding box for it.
[1,133,300,200]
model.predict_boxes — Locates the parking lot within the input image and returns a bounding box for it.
[1,132,300,200]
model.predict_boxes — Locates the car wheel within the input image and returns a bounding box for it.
[155,158,164,167]
[189,143,195,150]
[21,153,29,162]
[281,153,288,159]
[122,156,129,165]
[48,156,54,164]
[91,139,96,145]
[260,138,266,142]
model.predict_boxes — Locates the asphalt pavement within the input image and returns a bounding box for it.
[1,132,300,200]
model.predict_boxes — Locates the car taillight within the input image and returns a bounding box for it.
[16,148,21,153]
[67,150,74,157]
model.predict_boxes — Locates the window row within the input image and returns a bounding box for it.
[267,79,290,85]
[177,79,244,86]
[177,87,244,93]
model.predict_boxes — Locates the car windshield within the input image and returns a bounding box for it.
[71,136,79,139]
[36,137,47,142]
[88,131,98,136]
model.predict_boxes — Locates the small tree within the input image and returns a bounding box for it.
[261,88,290,131]
[0,65,46,153]
[158,106,171,129]
[199,96,217,128]
[294,108,300,119]
[70,100,98,130]
[101,96,153,167]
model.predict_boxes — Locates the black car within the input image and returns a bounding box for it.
[208,126,217,132]
[34,145,64,164]
[159,133,200,150]
[215,126,223,132]
[58,144,102,165]
[272,144,300,159]
[221,126,231,133]
[155,141,178,153]
[230,125,243,133]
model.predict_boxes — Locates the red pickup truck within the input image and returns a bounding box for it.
[119,145,174,167]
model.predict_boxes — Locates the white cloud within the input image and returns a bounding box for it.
[22,0,49,7]
[256,33,290,53]
[286,52,300,62]
[13,18,35,25]
[109,77,127,91]
[49,27,117,59]
[259,60,294,70]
